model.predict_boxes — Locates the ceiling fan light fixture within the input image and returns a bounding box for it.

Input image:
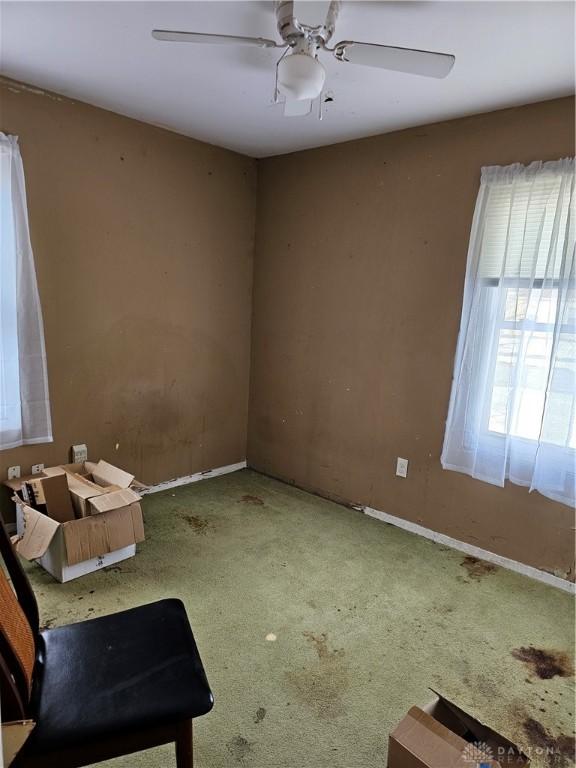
[277,52,326,101]
[152,2,456,118]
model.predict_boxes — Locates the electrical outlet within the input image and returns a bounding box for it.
[396,457,409,478]
[71,444,88,463]
[31,463,44,475]
[7,466,21,480]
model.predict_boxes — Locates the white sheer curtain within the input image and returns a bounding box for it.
[0,133,52,450]
[442,158,575,507]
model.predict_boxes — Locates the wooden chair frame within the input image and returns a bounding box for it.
[0,514,194,768]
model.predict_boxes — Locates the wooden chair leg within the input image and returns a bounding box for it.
[175,719,193,768]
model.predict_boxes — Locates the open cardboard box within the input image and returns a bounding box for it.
[5,460,145,583]
[388,691,529,768]
[43,459,146,517]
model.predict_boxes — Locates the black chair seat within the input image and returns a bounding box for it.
[22,599,214,755]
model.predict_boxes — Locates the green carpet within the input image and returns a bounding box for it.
[23,469,575,768]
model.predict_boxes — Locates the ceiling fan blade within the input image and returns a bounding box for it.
[333,41,455,79]
[284,98,313,117]
[152,30,279,48]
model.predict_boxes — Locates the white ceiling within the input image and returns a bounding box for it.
[1,1,574,158]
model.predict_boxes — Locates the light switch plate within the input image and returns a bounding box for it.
[31,463,44,475]
[7,466,21,480]
[396,457,409,478]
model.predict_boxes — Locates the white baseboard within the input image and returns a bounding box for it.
[363,505,575,594]
[139,461,573,594]
[141,461,247,495]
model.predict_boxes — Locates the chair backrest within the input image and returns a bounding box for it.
[0,512,39,720]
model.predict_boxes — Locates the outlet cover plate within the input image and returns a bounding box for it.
[396,457,409,478]
[31,463,45,475]
[7,466,21,480]
[71,444,88,463]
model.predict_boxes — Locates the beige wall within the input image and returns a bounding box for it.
[1,78,573,577]
[249,97,575,579]
[0,78,256,488]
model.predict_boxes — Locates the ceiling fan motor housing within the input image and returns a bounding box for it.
[276,1,340,47]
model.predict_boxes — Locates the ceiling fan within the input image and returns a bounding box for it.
[152,1,455,118]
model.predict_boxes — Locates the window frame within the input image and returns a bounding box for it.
[478,276,575,451]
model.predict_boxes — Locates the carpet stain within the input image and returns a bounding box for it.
[227,735,254,761]
[461,555,498,580]
[512,647,574,680]
[239,494,264,506]
[180,513,211,535]
[39,617,56,631]
[523,718,576,768]
[286,632,349,720]
[254,706,266,723]
[303,631,345,661]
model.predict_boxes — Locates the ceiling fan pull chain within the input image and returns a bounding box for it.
[273,47,291,104]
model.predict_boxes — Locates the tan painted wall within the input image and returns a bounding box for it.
[0,78,256,489]
[1,78,573,577]
[249,97,576,579]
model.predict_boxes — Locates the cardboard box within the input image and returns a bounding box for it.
[14,499,143,583]
[5,459,146,583]
[388,693,528,768]
[90,459,135,489]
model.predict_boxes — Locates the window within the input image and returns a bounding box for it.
[442,158,575,507]
[488,283,574,447]
[0,133,52,450]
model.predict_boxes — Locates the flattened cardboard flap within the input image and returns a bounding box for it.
[65,473,104,496]
[105,504,145,551]
[88,488,141,515]
[42,465,68,478]
[14,505,60,561]
[41,474,75,523]
[91,460,134,489]
[62,515,106,566]
[130,503,145,543]
[62,503,145,565]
